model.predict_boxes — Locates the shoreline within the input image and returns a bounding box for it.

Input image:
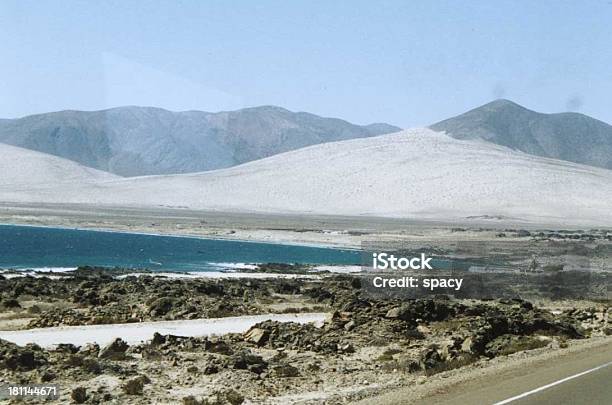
[0,222,361,250]
[4,203,609,254]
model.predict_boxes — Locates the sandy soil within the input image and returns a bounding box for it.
[0,202,576,250]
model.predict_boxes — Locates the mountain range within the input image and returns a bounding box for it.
[431,99,612,170]
[2,100,611,176]
[0,106,399,176]
[2,100,612,176]
[2,100,612,225]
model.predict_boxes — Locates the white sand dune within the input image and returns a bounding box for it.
[0,313,326,348]
[2,129,612,226]
[0,142,118,187]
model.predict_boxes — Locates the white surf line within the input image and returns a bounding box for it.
[492,360,612,405]
[0,313,327,348]
[115,271,322,280]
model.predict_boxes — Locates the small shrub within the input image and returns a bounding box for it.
[425,353,479,376]
[376,347,402,362]
[497,337,548,356]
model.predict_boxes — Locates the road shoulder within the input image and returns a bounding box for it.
[356,335,612,405]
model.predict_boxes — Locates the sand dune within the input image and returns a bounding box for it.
[2,129,612,226]
[0,142,118,187]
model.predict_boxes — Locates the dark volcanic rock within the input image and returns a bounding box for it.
[418,346,443,371]
[244,327,270,346]
[229,349,268,374]
[122,376,146,395]
[0,339,47,371]
[272,362,300,377]
[148,297,176,316]
[71,387,87,403]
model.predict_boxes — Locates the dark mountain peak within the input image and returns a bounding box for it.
[482,98,528,111]
[430,100,612,170]
[450,99,534,122]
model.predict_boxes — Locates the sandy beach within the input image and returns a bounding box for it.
[0,202,583,251]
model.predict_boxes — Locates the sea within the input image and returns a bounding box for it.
[0,224,361,272]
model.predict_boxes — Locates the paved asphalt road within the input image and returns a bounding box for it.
[358,339,612,405]
[506,360,611,405]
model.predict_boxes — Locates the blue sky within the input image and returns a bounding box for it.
[1,0,611,127]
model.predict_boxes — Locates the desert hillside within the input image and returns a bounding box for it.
[0,143,118,187]
[3,129,612,226]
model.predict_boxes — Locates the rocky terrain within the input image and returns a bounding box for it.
[0,266,330,329]
[0,270,609,404]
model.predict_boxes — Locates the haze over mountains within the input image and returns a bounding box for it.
[0,106,399,176]
[431,99,612,170]
[3,129,612,226]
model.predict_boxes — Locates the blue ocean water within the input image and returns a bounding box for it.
[0,224,361,271]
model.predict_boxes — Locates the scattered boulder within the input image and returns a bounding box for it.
[229,349,268,374]
[122,376,145,395]
[385,307,405,320]
[438,337,462,360]
[204,338,233,355]
[54,343,79,354]
[223,390,245,405]
[203,363,220,375]
[39,370,57,382]
[461,336,475,353]
[71,387,87,403]
[182,389,244,405]
[151,332,166,345]
[202,356,222,374]
[98,338,129,360]
[1,298,21,309]
[0,339,47,371]
[81,357,102,374]
[244,327,269,346]
[485,335,549,357]
[418,346,443,371]
[148,297,175,316]
[78,343,100,357]
[272,363,300,377]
